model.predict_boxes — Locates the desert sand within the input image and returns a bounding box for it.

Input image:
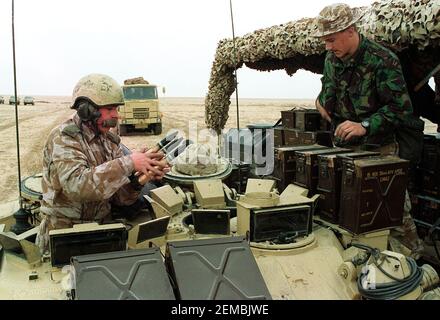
[0,96,438,203]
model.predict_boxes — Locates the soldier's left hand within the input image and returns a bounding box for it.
[151,165,171,181]
[335,120,367,141]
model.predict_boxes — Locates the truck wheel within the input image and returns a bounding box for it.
[118,124,128,136]
[153,123,162,135]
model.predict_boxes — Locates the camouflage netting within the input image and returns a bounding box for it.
[124,77,149,85]
[205,0,440,133]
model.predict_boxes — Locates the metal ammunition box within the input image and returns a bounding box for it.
[317,151,380,223]
[72,248,175,300]
[410,194,440,225]
[274,145,328,191]
[165,237,271,300]
[339,157,409,234]
[283,128,333,147]
[417,170,440,198]
[294,147,351,196]
[416,135,440,198]
[221,128,253,164]
[223,162,251,192]
[281,110,295,129]
[294,109,324,131]
[419,134,440,172]
[274,127,284,147]
[221,125,274,166]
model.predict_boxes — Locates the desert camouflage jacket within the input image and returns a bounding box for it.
[318,35,414,146]
[40,114,139,221]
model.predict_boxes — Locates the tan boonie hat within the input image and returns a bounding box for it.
[311,3,364,37]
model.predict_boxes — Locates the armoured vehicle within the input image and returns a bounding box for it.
[118,77,163,136]
[1,135,439,300]
[1,0,440,301]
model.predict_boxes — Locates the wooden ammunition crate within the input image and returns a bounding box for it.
[339,157,409,234]
[317,151,380,223]
[294,147,351,196]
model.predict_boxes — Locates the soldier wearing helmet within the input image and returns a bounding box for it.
[313,3,424,259]
[36,74,169,253]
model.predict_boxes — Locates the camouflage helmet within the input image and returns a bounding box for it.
[311,3,364,37]
[71,73,124,108]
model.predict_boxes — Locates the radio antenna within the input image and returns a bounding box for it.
[10,0,32,235]
[229,0,242,193]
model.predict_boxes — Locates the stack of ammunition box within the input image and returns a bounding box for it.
[273,145,328,192]
[272,109,333,191]
[272,108,413,235]
[411,134,440,246]
[317,151,380,224]
[293,147,352,196]
[415,135,440,198]
[275,109,332,148]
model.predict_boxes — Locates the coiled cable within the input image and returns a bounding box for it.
[351,243,424,300]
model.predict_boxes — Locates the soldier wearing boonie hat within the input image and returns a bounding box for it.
[311,2,363,38]
[313,3,424,259]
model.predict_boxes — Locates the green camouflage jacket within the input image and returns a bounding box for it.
[318,35,414,146]
[40,114,139,221]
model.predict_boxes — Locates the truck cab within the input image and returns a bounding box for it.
[118,83,162,135]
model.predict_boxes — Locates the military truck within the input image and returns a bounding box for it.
[118,77,163,136]
[9,96,20,105]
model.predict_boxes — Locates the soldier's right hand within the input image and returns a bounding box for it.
[130,151,166,176]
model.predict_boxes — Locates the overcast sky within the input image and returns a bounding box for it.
[0,0,375,99]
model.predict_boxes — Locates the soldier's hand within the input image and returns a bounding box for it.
[138,146,149,153]
[131,151,165,176]
[151,165,171,181]
[335,120,367,141]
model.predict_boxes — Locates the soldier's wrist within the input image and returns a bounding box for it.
[129,173,143,191]
[361,120,370,135]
